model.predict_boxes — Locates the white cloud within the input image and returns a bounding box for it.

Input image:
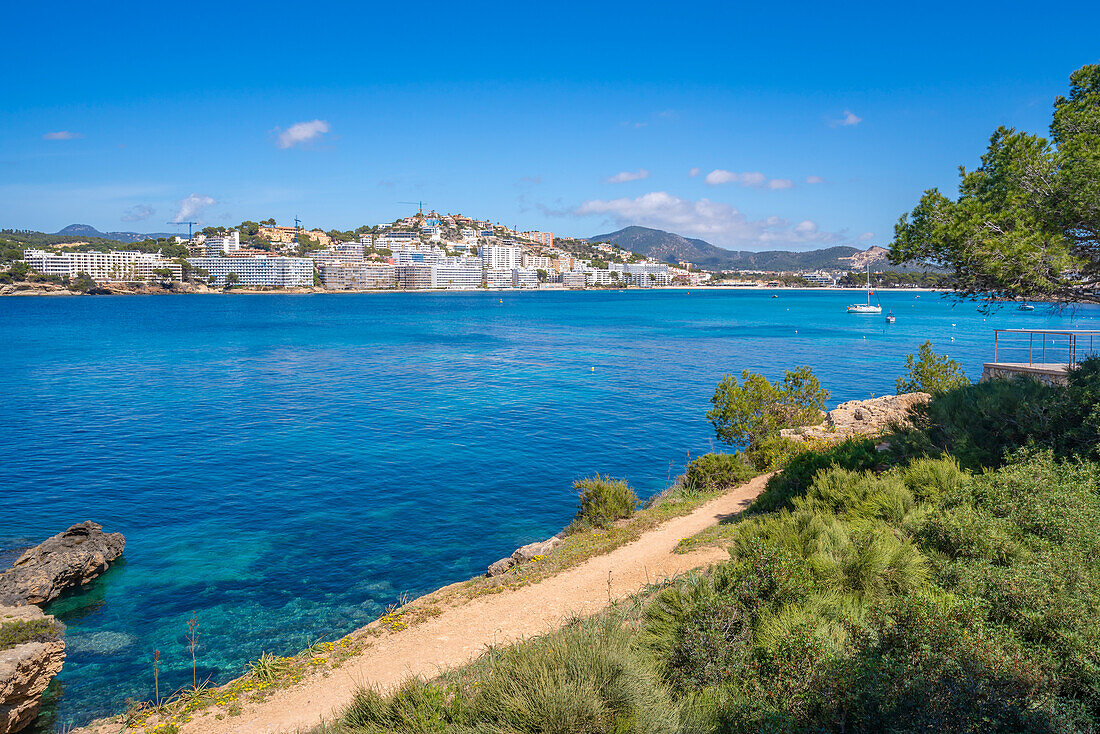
[688,167,701,177]
[830,110,862,127]
[121,204,154,222]
[275,119,331,149]
[605,169,650,184]
[171,193,216,223]
[858,232,875,242]
[805,175,825,184]
[574,191,848,250]
[43,131,82,140]
[705,169,794,190]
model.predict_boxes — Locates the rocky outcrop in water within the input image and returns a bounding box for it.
[0,523,125,607]
[487,535,563,577]
[0,605,65,734]
[779,392,931,442]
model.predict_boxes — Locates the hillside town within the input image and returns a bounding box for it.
[2,210,934,294]
[15,211,713,291]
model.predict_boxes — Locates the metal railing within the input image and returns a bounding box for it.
[992,329,1100,366]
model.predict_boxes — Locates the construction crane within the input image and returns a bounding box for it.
[398,201,428,217]
[294,216,301,246]
[168,221,198,240]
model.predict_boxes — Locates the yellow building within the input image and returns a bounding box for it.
[258,226,332,247]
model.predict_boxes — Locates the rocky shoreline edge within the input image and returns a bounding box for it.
[0,522,125,734]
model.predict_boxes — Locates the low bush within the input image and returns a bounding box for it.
[570,475,639,532]
[750,437,879,512]
[339,619,679,734]
[680,453,756,493]
[891,358,1100,470]
[0,618,61,650]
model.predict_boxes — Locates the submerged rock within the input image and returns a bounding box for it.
[0,523,125,607]
[0,605,65,734]
[487,535,563,577]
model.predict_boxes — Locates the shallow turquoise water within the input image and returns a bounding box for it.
[1,289,1095,728]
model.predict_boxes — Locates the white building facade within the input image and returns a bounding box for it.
[187,256,314,287]
[23,249,183,283]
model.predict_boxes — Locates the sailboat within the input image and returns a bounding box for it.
[847,268,882,314]
[885,311,896,323]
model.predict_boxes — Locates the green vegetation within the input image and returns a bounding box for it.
[892,63,1100,304]
[336,619,675,734]
[895,340,970,394]
[0,618,62,650]
[707,366,828,449]
[323,360,1100,734]
[890,357,1100,470]
[569,475,639,531]
[837,270,952,288]
[680,453,756,493]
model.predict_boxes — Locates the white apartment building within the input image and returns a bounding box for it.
[203,231,241,257]
[319,262,395,289]
[485,269,514,289]
[512,268,539,289]
[562,271,587,289]
[187,256,314,288]
[802,272,836,287]
[585,269,615,286]
[434,264,483,289]
[311,244,365,265]
[375,231,419,248]
[612,262,672,287]
[358,234,374,247]
[23,249,183,283]
[480,244,523,270]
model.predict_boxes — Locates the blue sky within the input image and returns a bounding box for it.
[2,1,1098,251]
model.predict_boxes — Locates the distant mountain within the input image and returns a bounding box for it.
[56,224,175,244]
[586,226,902,272]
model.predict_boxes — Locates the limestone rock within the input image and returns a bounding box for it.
[486,557,516,577]
[486,535,564,577]
[0,605,65,734]
[780,392,931,442]
[0,523,125,606]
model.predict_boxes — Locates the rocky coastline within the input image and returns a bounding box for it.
[0,523,125,733]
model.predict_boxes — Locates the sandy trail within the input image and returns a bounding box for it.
[180,475,768,734]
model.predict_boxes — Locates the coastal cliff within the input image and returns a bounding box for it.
[0,605,65,734]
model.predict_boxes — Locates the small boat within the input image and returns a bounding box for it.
[1018,303,1035,311]
[885,311,896,323]
[771,294,779,298]
[847,268,882,314]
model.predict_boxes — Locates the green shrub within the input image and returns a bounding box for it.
[1060,356,1100,458]
[680,453,756,492]
[751,437,879,513]
[707,366,829,449]
[895,340,970,395]
[570,475,639,531]
[899,377,1061,470]
[0,618,62,650]
[340,620,679,734]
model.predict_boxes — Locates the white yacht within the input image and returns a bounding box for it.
[847,269,882,314]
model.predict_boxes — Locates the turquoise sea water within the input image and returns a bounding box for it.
[2,289,1097,729]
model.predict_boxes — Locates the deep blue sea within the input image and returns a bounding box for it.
[1,289,1097,729]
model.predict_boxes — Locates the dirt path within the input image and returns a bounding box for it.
[180,475,768,734]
